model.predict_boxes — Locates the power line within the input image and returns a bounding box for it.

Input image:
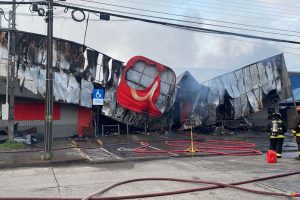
[143,0,300,15]
[13,11,130,22]
[76,0,300,35]
[73,1,292,23]
[284,52,300,57]
[54,2,300,45]
[147,0,300,17]
[199,32,300,52]
[47,8,300,52]
[81,0,300,36]
[224,0,300,10]
[65,1,300,39]
[2,1,300,45]
[79,0,300,20]
[2,0,299,22]
[212,0,300,13]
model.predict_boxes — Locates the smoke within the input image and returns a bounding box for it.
[12,0,300,83]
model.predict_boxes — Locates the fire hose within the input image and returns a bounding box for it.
[0,170,299,200]
[133,139,262,156]
[0,137,262,156]
[0,140,261,156]
[81,170,300,199]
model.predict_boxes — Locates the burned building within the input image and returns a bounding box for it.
[192,54,292,126]
[0,31,106,137]
[0,31,178,137]
[163,54,293,131]
[0,30,295,137]
[170,71,202,130]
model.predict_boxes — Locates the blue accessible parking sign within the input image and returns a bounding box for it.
[93,88,105,105]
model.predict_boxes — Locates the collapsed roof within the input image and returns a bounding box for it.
[190,54,292,125]
[0,31,293,129]
[0,31,122,108]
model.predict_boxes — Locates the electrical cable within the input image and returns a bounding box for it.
[134,0,300,16]
[166,24,300,53]
[59,2,300,39]
[199,32,300,52]
[58,8,67,38]
[214,0,300,10]
[284,51,300,57]
[3,0,300,44]
[0,1,44,5]
[11,11,129,22]
[83,12,89,45]
[52,2,300,44]
[103,0,298,17]
[156,0,300,13]
[166,22,300,44]
[0,2,300,55]
[0,7,12,21]
[71,8,86,22]
[17,10,297,53]
[76,0,300,35]
[77,0,300,18]
[74,0,300,22]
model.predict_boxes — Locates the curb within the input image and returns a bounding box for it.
[0,153,207,169]
[0,158,88,169]
[0,148,298,169]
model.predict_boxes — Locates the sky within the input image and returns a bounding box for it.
[1,0,300,82]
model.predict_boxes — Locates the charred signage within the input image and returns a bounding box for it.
[102,56,177,127]
[117,56,176,117]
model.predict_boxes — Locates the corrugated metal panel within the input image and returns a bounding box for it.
[191,54,292,125]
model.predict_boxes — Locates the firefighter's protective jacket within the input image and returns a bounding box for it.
[269,119,286,139]
[291,123,300,137]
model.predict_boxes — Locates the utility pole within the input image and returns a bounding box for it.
[44,0,54,160]
[5,11,10,113]
[7,0,16,140]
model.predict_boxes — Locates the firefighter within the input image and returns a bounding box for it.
[291,121,300,160]
[268,113,286,158]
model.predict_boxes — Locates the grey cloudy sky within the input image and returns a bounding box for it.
[2,0,300,81]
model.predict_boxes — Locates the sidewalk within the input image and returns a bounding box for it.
[0,131,298,168]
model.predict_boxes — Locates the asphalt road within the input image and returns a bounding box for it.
[0,153,300,200]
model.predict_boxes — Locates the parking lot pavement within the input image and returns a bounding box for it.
[0,154,299,200]
[0,131,298,168]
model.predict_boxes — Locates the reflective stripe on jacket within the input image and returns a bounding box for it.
[270,135,285,139]
[269,119,286,138]
[292,124,300,137]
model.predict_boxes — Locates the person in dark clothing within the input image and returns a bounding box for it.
[291,121,300,160]
[268,113,286,158]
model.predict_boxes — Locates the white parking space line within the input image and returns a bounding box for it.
[147,145,179,157]
[101,147,122,159]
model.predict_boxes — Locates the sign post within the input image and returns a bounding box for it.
[93,88,104,137]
